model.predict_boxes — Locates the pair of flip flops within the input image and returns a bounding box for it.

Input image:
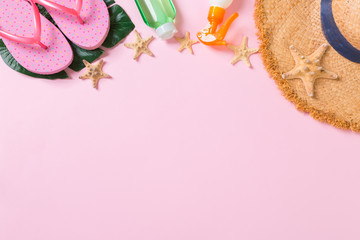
[0,0,109,75]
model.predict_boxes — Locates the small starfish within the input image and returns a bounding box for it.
[124,30,154,60]
[228,36,259,67]
[79,59,110,89]
[175,32,199,54]
[282,43,338,97]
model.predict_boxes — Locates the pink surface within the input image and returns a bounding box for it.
[1,0,73,74]
[43,0,109,49]
[1,1,360,240]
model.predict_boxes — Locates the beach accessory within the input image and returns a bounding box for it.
[0,0,73,74]
[282,44,338,97]
[197,0,239,46]
[34,0,110,50]
[79,59,110,88]
[321,0,360,64]
[134,0,177,40]
[175,32,199,54]
[255,0,360,132]
[228,36,258,67]
[124,30,154,60]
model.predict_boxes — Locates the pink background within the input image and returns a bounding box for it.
[1,0,360,239]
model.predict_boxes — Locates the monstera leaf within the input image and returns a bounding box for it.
[102,4,135,48]
[0,40,68,79]
[103,0,115,7]
[68,41,104,72]
[0,1,134,78]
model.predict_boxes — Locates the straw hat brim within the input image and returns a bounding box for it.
[255,0,360,132]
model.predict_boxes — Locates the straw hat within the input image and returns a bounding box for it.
[255,0,360,131]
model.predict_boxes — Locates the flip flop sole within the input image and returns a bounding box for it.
[0,0,73,75]
[45,0,110,50]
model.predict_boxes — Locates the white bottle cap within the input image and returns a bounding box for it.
[209,0,233,8]
[156,22,177,40]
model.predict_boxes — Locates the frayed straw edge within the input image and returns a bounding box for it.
[253,0,360,132]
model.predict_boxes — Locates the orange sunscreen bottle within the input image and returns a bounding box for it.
[197,0,239,46]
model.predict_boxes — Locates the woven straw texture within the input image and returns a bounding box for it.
[255,0,360,131]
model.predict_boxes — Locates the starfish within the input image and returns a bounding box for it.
[227,36,259,67]
[124,30,154,60]
[175,32,199,54]
[282,43,338,97]
[79,59,110,89]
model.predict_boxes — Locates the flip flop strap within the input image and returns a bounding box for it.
[35,0,84,23]
[0,0,47,49]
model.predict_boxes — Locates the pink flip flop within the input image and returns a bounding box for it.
[34,0,110,50]
[0,0,73,75]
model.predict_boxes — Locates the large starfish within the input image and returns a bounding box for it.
[124,30,154,60]
[227,36,259,67]
[79,59,110,89]
[282,43,338,97]
[175,32,199,54]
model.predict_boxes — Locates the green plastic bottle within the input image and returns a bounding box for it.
[135,0,177,40]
